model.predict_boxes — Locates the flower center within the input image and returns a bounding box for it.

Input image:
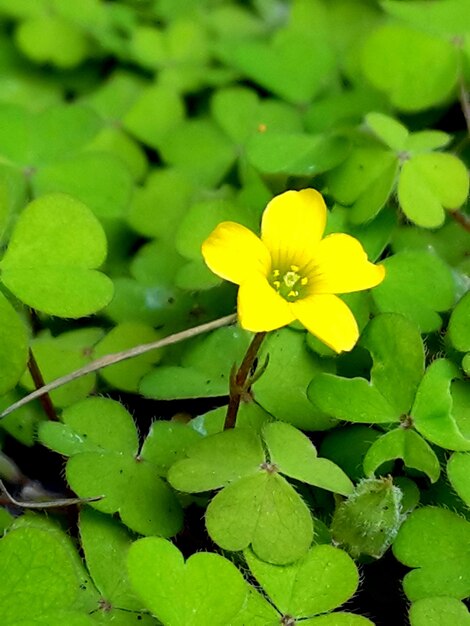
[270,264,309,302]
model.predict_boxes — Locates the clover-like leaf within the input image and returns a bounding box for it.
[398,152,469,228]
[127,537,247,626]
[409,597,470,626]
[206,471,313,564]
[412,359,470,451]
[39,397,182,536]
[254,327,336,430]
[363,428,440,483]
[309,314,424,424]
[372,251,455,332]
[362,24,458,111]
[79,508,155,622]
[263,421,353,495]
[327,146,398,224]
[0,523,97,625]
[0,193,113,317]
[393,506,470,601]
[244,543,365,621]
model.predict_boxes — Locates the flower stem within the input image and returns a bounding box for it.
[224,332,266,430]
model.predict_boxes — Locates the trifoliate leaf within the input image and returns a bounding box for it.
[362,24,458,111]
[127,537,247,626]
[372,251,455,332]
[363,428,440,483]
[206,471,313,564]
[398,153,469,228]
[245,543,359,618]
[393,506,470,601]
[0,193,113,317]
[39,397,182,537]
[412,359,470,451]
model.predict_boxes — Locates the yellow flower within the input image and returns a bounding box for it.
[202,189,385,353]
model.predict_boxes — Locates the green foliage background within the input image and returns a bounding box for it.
[0,0,469,625]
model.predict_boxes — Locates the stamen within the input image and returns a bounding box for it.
[301,277,308,285]
[273,269,280,277]
[290,264,299,272]
[288,290,299,297]
[273,280,281,289]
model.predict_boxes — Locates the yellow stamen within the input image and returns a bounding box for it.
[273,269,280,277]
[301,277,308,285]
[288,290,299,298]
[273,280,281,289]
[290,265,299,272]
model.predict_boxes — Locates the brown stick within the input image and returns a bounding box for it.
[27,349,58,421]
[451,210,470,233]
[224,332,266,430]
[1,314,237,420]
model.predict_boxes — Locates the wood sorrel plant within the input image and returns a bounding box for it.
[0,1,469,625]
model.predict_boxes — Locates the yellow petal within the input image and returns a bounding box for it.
[202,222,271,285]
[238,276,295,331]
[261,189,327,268]
[290,294,359,353]
[309,233,386,294]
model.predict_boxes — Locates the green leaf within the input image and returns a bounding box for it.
[219,27,334,104]
[309,374,398,424]
[372,251,455,332]
[393,506,470,601]
[141,421,202,478]
[39,397,182,537]
[382,0,470,37]
[448,291,470,352]
[0,291,28,395]
[159,119,235,187]
[365,112,409,151]
[246,132,349,176]
[93,323,163,392]
[245,543,359,618]
[447,452,470,508]
[361,313,425,415]
[254,328,337,430]
[206,472,313,564]
[228,587,279,626]
[409,597,470,626]
[123,84,185,150]
[328,146,398,224]
[0,525,96,624]
[15,16,88,68]
[362,24,458,111]
[21,327,103,408]
[263,421,354,495]
[398,153,469,228]
[363,428,440,483]
[127,537,247,626]
[33,152,134,219]
[412,359,470,451]
[0,193,113,317]
[127,168,194,239]
[404,130,451,153]
[310,314,423,424]
[79,509,146,612]
[168,428,265,493]
[331,477,403,558]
